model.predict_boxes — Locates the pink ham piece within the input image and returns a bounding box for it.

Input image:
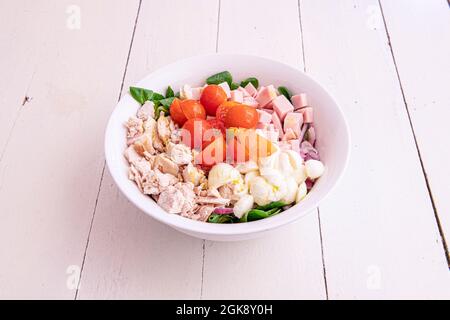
[243,96,259,108]
[282,128,297,141]
[256,109,272,124]
[283,112,303,138]
[244,82,258,97]
[271,112,284,135]
[256,123,268,130]
[300,107,314,123]
[237,86,251,97]
[291,93,308,110]
[272,95,294,121]
[255,85,277,108]
[230,90,244,103]
[218,82,231,98]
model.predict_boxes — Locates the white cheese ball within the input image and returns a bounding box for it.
[278,152,294,177]
[280,177,298,205]
[305,160,325,180]
[233,194,254,219]
[208,163,242,190]
[249,176,274,206]
[235,160,259,174]
[296,182,308,203]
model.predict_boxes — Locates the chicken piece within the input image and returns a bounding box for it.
[137,101,155,120]
[124,145,143,165]
[125,116,144,139]
[170,128,182,144]
[166,142,193,165]
[182,205,215,222]
[153,154,179,176]
[218,184,234,200]
[157,186,185,214]
[143,117,164,152]
[182,163,205,186]
[175,182,197,215]
[157,112,171,144]
[154,169,179,188]
[196,196,231,206]
[133,134,156,156]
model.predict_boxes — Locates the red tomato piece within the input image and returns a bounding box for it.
[181,118,212,150]
[200,85,227,116]
[169,98,188,126]
[224,104,259,129]
[180,99,206,120]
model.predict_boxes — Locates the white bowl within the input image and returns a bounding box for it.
[105,54,350,241]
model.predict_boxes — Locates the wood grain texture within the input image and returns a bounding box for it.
[380,0,450,251]
[201,0,327,300]
[76,0,219,300]
[0,0,140,299]
[300,0,450,299]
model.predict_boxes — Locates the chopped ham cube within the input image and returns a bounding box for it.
[255,85,277,108]
[300,107,314,123]
[218,82,231,98]
[271,112,284,135]
[264,109,274,114]
[230,90,244,103]
[243,96,259,108]
[282,128,297,141]
[289,139,301,153]
[283,112,303,138]
[244,82,258,97]
[256,109,272,124]
[191,87,203,100]
[291,93,308,110]
[272,95,294,121]
[237,86,251,97]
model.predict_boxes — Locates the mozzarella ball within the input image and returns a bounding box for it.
[280,177,298,205]
[296,182,308,203]
[305,160,325,180]
[249,176,274,206]
[233,194,254,219]
[208,163,242,190]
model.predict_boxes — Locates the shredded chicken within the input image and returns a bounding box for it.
[157,113,172,143]
[157,182,196,214]
[196,196,231,206]
[182,205,215,222]
[153,154,179,176]
[137,101,155,120]
[167,142,193,165]
[125,117,144,139]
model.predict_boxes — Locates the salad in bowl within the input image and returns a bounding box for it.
[123,70,324,224]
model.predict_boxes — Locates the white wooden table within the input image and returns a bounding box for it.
[1,0,449,300]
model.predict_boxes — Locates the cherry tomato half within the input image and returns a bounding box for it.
[169,98,188,126]
[200,85,227,116]
[216,101,240,123]
[224,105,259,129]
[180,99,206,120]
[181,118,212,150]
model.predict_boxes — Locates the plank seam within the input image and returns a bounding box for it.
[378,0,450,267]
[74,0,143,299]
[298,0,329,299]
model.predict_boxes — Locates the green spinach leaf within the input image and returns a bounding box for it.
[206,71,233,86]
[278,86,292,101]
[208,214,238,224]
[130,86,153,105]
[230,82,240,90]
[255,201,286,211]
[165,86,175,98]
[240,77,259,89]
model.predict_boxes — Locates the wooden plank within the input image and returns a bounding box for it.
[380,0,450,252]
[300,0,450,299]
[76,0,219,299]
[201,0,327,300]
[0,0,140,298]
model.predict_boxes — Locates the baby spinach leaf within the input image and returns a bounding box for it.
[208,214,238,224]
[151,92,165,101]
[130,86,153,105]
[175,92,181,98]
[255,201,286,211]
[165,86,175,98]
[159,97,176,108]
[206,71,233,86]
[230,82,240,90]
[240,77,259,89]
[278,86,292,101]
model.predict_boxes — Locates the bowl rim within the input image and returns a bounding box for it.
[104,53,351,237]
